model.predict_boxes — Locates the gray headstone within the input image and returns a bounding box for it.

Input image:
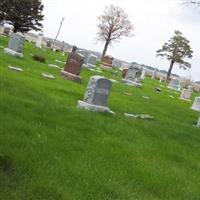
[168,79,181,91]
[84,76,112,106]
[4,33,25,57]
[191,97,200,112]
[87,54,97,68]
[122,65,142,87]
[188,85,193,92]
[151,69,157,79]
[8,33,25,53]
[46,40,52,48]
[77,76,114,113]
[77,50,90,64]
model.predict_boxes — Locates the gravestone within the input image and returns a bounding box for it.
[61,46,84,83]
[35,32,43,48]
[77,76,113,113]
[122,69,128,78]
[3,27,11,36]
[141,70,146,80]
[122,65,143,87]
[86,54,97,68]
[101,55,113,68]
[197,116,200,128]
[151,69,157,79]
[180,89,192,101]
[77,50,90,64]
[191,97,200,112]
[4,33,25,58]
[46,40,52,48]
[167,78,181,91]
[188,85,193,92]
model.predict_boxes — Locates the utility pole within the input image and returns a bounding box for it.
[52,17,65,49]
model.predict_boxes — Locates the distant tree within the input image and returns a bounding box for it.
[156,30,193,82]
[97,5,134,60]
[0,0,44,33]
[183,0,200,5]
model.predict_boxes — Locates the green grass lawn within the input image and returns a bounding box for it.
[0,36,200,200]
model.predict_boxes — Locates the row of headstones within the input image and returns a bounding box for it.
[3,33,200,127]
[3,33,98,67]
[3,33,197,101]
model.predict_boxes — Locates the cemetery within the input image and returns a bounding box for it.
[0,35,200,200]
[0,0,200,199]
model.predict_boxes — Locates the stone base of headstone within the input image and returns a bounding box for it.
[82,64,96,69]
[122,79,143,87]
[191,105,200,112]
[77,100,114,114]
[4,48,23,58]
[61,70,81,84]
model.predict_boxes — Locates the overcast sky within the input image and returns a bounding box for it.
[42,0,200,81]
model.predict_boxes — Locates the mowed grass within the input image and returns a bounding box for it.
[0,36,200,200]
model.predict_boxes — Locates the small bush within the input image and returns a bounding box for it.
[32,55,46,63]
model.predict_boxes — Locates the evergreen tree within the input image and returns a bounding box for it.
[0,0,44,33]
[156,30,193,81]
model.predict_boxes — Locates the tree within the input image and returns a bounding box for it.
[97,5,134,60]
[156,30,193,82]
[0,0,44,33]
[183,0,200,5]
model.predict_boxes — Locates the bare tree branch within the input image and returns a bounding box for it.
[97,5,134,59]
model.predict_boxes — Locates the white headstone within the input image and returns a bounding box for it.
[36,33,43,48]
[180,89,192,101]
[151,70,157,79]
[141,70,146,80]
[191,97,200,112]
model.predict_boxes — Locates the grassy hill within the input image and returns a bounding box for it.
[0,36,200,200]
